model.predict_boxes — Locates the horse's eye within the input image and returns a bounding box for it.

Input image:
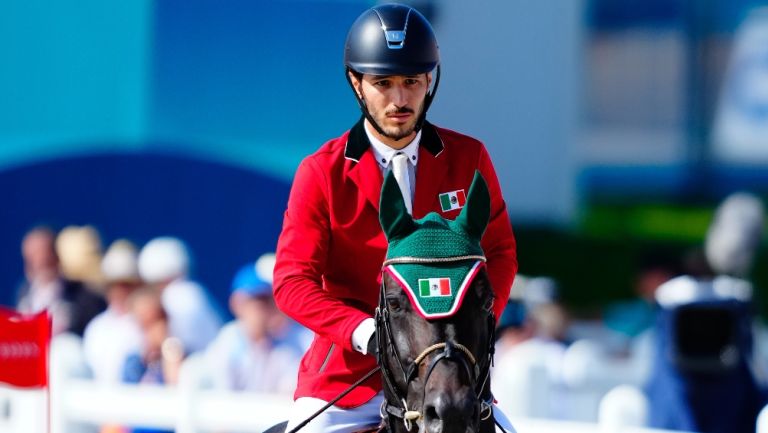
[386,296,402,311]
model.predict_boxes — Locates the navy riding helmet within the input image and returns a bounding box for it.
[343,3,441,136]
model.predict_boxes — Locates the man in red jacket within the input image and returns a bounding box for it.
[273,4,517,433]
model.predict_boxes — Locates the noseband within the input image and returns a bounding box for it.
[376,257,497,432]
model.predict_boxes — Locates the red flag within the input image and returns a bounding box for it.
[0,307,51,388]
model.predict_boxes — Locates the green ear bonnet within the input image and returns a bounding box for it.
[379,171,491,319]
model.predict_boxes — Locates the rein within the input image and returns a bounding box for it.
[285,366,380,433]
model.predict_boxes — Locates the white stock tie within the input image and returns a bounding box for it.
[391,152,413,215]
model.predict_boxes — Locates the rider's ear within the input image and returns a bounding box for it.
[456,171,491,240]
[379,171,416,240]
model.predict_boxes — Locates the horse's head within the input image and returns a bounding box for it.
[376,172,497,433]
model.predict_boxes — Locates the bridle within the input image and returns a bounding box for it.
[375,256,497,432]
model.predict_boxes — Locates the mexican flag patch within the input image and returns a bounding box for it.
[419,278,452,297]
[439,189,466,212]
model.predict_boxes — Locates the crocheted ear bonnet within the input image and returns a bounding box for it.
[379,171,490,319]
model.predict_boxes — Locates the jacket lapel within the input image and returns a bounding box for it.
[345,118,383,211]
[413,122,447,218]
[348,151,383,212]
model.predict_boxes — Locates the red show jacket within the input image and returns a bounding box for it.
[273,119,517,408]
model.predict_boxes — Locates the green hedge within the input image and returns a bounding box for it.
[514,202,767,315]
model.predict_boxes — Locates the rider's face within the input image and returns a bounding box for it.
[350,72,432,149]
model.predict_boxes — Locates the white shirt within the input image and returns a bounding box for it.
[82,307,143,384]
[365,124,420,201]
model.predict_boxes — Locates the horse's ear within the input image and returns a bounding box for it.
[456,171,491,239]
[379,171,416,240]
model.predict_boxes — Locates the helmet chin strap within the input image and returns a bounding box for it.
[345,66,441,141]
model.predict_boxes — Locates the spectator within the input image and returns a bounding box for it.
[123,287,184,385]
[138,237,221,354]
[255,253,311,356]
[494,296,568,374]
[82,240,144,384]
[493,290,569,420]
[203,261,299,393]
[16,226,105,336]
[603,253,680,341]
[644,192,766,433]
[705,192,765,278]
[122,287,183,433]
[56,225,106,290]
[512,275,571,345]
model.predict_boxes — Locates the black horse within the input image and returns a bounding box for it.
[270,171,503,433]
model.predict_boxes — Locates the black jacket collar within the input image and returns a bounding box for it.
[344,117,444,162]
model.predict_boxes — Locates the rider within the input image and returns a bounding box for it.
[273,4,517,433]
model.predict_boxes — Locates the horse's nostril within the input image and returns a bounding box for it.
[424,404,439,421]
[423,404,443,433]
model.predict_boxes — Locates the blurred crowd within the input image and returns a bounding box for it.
[15,228,309,433]
[10,191,768,433]
[491,191,768,433]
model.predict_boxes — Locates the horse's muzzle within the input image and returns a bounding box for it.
[422,386,480,433]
